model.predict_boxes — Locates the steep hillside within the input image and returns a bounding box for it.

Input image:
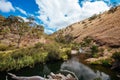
[55,6,120,47]
[0,15,51,48]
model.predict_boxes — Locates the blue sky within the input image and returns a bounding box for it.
[0,0,120,34]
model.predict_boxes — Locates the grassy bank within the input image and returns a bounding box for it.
[0,42,71,71]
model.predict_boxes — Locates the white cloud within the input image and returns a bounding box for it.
[18,16,29,22]
[44,29,54,34]
[35,0,110,34]
[16,7,27,15]
[0,0,15,12]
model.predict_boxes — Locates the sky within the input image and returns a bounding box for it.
[0,0,120,34]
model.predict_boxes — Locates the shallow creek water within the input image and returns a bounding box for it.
[0,56,119,80]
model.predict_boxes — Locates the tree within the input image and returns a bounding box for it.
[36,25,44,38]
[27,16,35,27]
[0,16,10,38]
[17,22,29,48]
[36,25,44,32]
[108,2,118,14]
[1,27,10,38]
[55,33,73,44]
[5,15,29,48]
[27,16,35,23]
[27,16,44,38]
[0,15,5,26]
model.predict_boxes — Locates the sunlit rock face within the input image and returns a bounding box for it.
[60,57,110,80]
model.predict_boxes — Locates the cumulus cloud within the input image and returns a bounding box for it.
[0,0,15,12]
[16,7,27,15]
[35,0,110,34]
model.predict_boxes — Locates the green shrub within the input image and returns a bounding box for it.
[112,52,120,61]
[55,34,73,44]
[65,49,72,59]
[34,42,44,48]
[84,37,92,45]
[71,45,79,50]
[44,43,61,61]
[108,7,117,14]
[46,50,60,61]
[0,43,8,51]
[90,60,101,65]
[80,37,92,47]
[101,59,111,66]
[91,45,99,54]
[0,46,48,71]
[93,54,99,58]
[89,14,97,21]
[82,21,85,24]
[80,42,87,47]
[11,49,25,59]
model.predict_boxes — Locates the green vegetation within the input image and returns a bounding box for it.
[0,43,9,51]
[88,14,97,21]
[108,7,117,13]
[108,2,118,14]
[90,45,99,55]
[81,21,85,24]
[0,40,72,71]
[43,43,61,61]
[0,15,44,48]
[92,54,99,58]
[80,37,92,47]
[55,33,74,44]
[90,58,112,66]
[1,11,120,74]
[111,52,120,69]
[0,15,74,71]
[100,59,112,66]
[0,47,46,71]
[112,52,120,61]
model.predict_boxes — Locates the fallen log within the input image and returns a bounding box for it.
[8,71,77,80]
[8,73,46,80]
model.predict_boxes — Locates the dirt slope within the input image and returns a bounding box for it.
[55,6,120,47]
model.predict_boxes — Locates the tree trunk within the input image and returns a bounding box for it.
[17,35,22,48]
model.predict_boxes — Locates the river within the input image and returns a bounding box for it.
[0,56,119,80]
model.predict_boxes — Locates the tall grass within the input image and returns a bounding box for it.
[0,47,48,71]
[0,42,71,71]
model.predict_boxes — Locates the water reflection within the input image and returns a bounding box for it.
[0,57,117,80]
[43,64,51,75]
[61,57,110,80]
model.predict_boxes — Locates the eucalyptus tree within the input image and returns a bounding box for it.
[27,16,36,37]
[27,16,35,24]
[27,16,44,38]
[5,15,29,48]
[35,25,44,38]
[0,15,8,38]
[17,21,29,48]
[37,25,44,32]
[0,15,5,26]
